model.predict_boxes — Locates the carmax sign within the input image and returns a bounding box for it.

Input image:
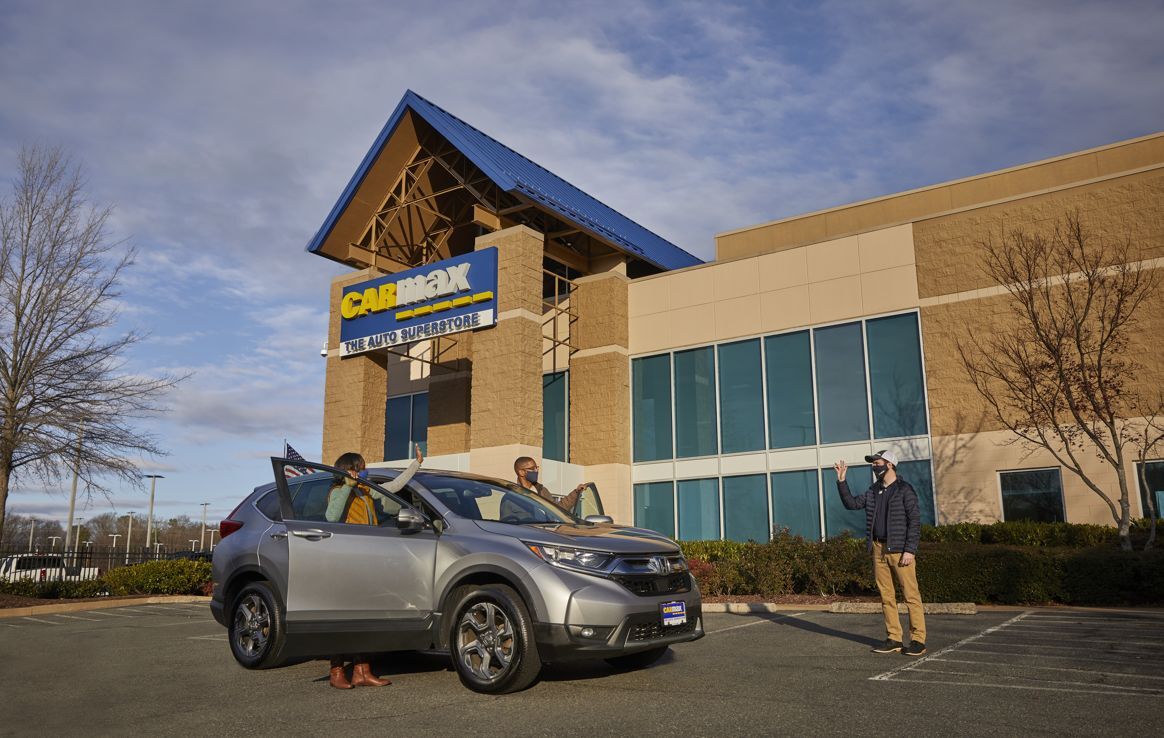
[338,248,498,357]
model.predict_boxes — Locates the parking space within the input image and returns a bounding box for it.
[1,604,1159,735]
[871,610,1164,697]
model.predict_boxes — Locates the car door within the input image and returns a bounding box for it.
[271,458,439,654]
[572,483,606,519]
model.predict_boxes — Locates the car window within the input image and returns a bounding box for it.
[415,474,575,524]
[254,490,282,521]
[17,555,61,571]
[286,472,405,527]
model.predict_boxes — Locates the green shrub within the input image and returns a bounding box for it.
[0,579,107,599]
[101,560,212,596]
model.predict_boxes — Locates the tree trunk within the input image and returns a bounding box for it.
[0,460,11,544]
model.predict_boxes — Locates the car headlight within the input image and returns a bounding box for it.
[525,543,613,574]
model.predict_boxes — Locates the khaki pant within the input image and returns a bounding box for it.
[872,540,926,644]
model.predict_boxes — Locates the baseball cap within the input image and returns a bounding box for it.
[864,450,898,466]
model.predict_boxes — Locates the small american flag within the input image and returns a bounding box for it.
[283,442,310,478]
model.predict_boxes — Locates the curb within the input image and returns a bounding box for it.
[703,603,834,613]
[829,601,977,614]
[0,595,211,619]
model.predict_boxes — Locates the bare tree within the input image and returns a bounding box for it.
[958,211,1164,551]
[0,146,185,539]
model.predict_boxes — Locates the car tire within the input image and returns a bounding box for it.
[228,581,285,670]
[605,646,669,670]
[448,584,541,694]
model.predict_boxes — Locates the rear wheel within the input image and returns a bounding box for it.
[228,581,285,669]
[605,646,669,670]
[449,584,541,694]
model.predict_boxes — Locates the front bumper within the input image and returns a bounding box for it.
[534,602,705,662]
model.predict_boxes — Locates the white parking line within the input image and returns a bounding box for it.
[22,617,61,625]
[1004,623,1164,636]
[970,640,1156,655]
[887,676,1160,697]
[142,605,199,613]
[870,611,1031,682]
[956,647,1160,667]
[904,665,1163,694]
[89,610,135,618]
[187,634,228,641]
[706,612,806,635]
[52,614,101,622]
[931,656,1164,682]
[1,622,21,628]
[1025,615,1164,624]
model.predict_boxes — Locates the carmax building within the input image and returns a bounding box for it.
[309,90,1164,541]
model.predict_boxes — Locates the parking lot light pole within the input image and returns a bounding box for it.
[28,519,36,552]
[48,536,61,549]
[108,533,121,549]
[189,539,199,552]
[200,502,210,551]
[125,512,134,564]
[142,475,164,550]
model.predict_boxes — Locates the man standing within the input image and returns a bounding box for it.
[834,451,927,656]
[514,456,589,514]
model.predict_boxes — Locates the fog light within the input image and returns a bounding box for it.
[580,627,595,638]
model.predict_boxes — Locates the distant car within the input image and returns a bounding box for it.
[165,550,212,562]
[210,459,703,694]
[0,553,100,582]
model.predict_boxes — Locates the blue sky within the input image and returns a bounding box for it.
[2,0,1162,529]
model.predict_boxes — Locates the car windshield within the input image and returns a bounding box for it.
[414,474,577,524]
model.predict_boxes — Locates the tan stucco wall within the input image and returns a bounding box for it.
[628,223,918,354]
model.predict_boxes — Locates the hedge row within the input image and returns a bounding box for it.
[680,532,1164,605]
[0,560,212,600]
[920,518,1162,548]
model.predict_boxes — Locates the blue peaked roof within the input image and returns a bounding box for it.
[305,90,702,271]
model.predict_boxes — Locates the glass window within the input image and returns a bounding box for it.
[1000,469,1065,522]
[413,473,573,524]
[674,347,718,457]
[384,395,412,461]
[765,331,816,449]
[410,392,428,457]
[718,340,765,453]
[543,372,568,462]
[633,355,673,462]
[813,323,870,444]
[821,463,870,538]
[255,491,282,521]
[678,478,720,541]
[634,482,675,537]
[771,469,820,540]
[1137,461,1164,519]
[723,475,769,542]
[867,313,928,439]
[896,459,936,526]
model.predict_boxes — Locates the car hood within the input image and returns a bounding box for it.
[472,520,681,554]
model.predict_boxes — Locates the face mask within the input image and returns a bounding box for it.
[358,469,369,480]
[525,470,539,485]
[873,465,888,479]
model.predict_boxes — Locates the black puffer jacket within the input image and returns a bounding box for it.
[836,477,921,554]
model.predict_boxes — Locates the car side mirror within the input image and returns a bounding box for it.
[584,515,614,524]
[397,508,427,533]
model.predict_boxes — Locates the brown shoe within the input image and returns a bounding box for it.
[351,662,391,687]
[329,659,353,689]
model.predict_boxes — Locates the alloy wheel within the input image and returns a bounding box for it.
[456,601,516,682]
[233,593,270,658]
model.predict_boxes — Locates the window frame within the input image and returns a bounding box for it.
[997,467,1066,523]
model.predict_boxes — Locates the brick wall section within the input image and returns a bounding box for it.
[323,269,389,463]
[570,272,631,466]
[573,272,629,350]
[914,169,1164,298]
[426,334,473,454]
[470,226,544,449]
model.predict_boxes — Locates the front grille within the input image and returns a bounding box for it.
[629,619,697,642]
[613,572,692,597]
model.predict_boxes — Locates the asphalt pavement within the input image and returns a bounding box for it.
[1,603,1160,736]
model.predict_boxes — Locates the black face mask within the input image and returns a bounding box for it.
[873,464,888,479]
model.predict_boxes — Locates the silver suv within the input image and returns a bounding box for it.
[210,458,704,693]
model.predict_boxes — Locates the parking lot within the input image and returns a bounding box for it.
[1,603,1160,736]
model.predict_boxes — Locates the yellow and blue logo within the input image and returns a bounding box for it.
[338,248,497,356]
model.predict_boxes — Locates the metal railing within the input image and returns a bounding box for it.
[0,546,205,583]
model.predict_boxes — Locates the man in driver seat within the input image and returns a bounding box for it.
[514,456,589,514]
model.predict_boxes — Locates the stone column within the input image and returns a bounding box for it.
[426,333,473,456]
[468,225,545,480]
[569,270,633,523]
[322,268,389,465]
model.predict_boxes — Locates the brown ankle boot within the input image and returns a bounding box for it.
[329,659,353,689]
[351,662,390,687]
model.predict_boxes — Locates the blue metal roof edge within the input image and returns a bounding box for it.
[305,90,703,271]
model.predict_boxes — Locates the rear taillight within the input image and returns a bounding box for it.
[219,519,244,538]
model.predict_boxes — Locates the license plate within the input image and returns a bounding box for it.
[660,601,686,626]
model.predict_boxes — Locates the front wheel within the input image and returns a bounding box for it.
[228,581,285,669]
[605,646,669,670]
[449,584,541,694]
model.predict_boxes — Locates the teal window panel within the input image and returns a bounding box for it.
[633,355,673,462]
[634,482,675,537]
[771,469,821,540]
[723,474,769,543]
[718,339,765,453]
[867,313,928,439]
[765,331,816,449]
[678,478,721,540]
[674,347,718,457]
[813,323,870,444]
